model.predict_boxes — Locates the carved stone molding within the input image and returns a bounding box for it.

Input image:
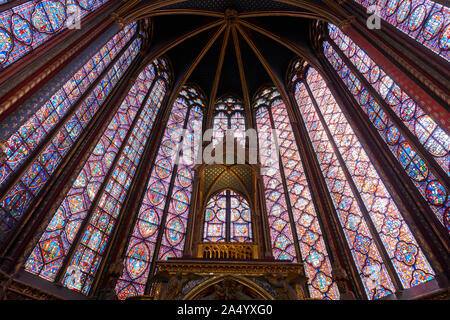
[156,259,304,276]
[0,271,59,300]
[130,259,307,300]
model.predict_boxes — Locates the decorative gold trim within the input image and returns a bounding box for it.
[197,242,259,260]
[156,259,305,276]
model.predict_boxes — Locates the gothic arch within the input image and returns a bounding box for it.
[182,275,275,300]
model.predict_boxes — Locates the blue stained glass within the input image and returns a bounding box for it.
[325,27,450,234]
[352,0,450,61]
[0,0,110,69]
[292,64,434,295]
[255,87,339,299]
[1,26,139,245]
[115,86,204,300]
[25,60,168,292]
[328,24,449,177]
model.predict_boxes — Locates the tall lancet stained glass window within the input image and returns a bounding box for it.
[254,87,339,300]
[212,96,246,146]
[203,190,252,243]
[292,64,435,298]
[325,24,449,233]
[0,23,139,241]
[25,59,170,294]
[352,0,449,61]
[0,0,110,69]
[115,86,204,300]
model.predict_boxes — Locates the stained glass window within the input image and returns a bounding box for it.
[326,24,449,232]
[0,0,110,70]
[203,190,253,243]
[212,96,245,146]
[0,23,136,189]
[323,38,450,234]
[0,25,139,241]
[292,65,435,298]
[115,86,204,300]
[255,87,339,300]
[352,0,450,61]
[24,60,169,291]
[328,24,449,177]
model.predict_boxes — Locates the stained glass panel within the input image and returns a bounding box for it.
[61,78,167,295]
[202,190,252,243]
[115,86,204,300]
[324,40,450,233]
[230,191,252,243]
[0,0,110,69]
[296,67,434,294]
[352,0,450,61]
[24,61,168,285]
[212,97,245,147]
[158,103,203,259]
[256,106,296,262]
[203,192,227,242]
[0,23,136,189]
[295,79,395,299]
[0,31,140,242]
[255,88,339,300]
[328,24,449,177]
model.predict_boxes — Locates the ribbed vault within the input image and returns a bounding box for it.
[113,0,350,122]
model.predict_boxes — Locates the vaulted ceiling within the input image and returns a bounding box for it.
[115,0,347,110]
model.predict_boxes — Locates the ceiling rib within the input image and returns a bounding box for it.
[138,19,224,74]
[237,19,319,69]
[231,25,253,128]
[164,23,227,118]
[206,24,230,130]
[123,8,224,24]
[236,24,292,112]
[118,1,330,110]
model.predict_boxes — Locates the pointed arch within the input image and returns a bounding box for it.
[202,188,253,243]
[212,95,246,147]
[114,84,205,300]
[0,23,140,243]
[25,56,170,295]
[254,86,340,300]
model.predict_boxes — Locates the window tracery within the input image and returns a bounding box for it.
[25,58,169,295]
